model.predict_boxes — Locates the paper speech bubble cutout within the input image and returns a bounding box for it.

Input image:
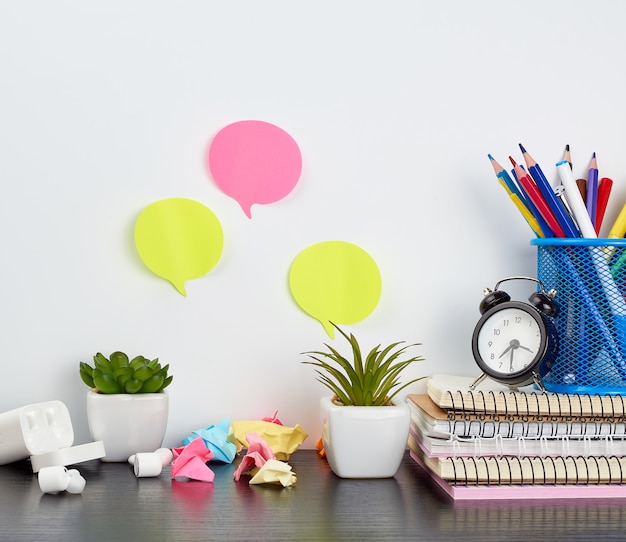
[288,241,382,338]
[134,198,224,296]
[207,120,302,218]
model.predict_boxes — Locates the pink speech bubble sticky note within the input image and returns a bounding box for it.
[207,120,302,218]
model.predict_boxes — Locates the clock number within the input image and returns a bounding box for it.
[493,329,501,336]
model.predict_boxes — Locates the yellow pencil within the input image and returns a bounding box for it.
[498,178,544,238]
[608,203,626,239]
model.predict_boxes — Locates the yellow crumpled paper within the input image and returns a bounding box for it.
[249,459,297,487]
[230,421,308,460]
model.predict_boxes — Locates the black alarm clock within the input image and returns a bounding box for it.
[470,276,559,391]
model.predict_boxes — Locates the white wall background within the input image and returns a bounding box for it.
[2,0,626,449]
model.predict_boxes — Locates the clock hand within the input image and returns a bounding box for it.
[518,344,534,353]
[509,345,515,371]
[499,339,521,359]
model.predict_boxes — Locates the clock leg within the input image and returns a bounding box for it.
[532,372,546,392]
[470,373,488,390]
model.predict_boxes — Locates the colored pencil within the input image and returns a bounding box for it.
[488,154,528,206]
[586,152,599,225]
[608,203,626,239]
[519,143,579,237]
[497,178,544,237]
[488,154,551,236]
[576,179,587,204]
[595,177,613,235]
[510,156,565,237]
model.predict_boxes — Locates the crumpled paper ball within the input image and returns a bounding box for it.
[181,418,237,463]
[171,437,215,482]
[233,432,296,487]
[231,421,307,461]
[233,432,274,481]
[249,459,296,487]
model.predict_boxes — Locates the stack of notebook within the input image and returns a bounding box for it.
[408,374,626,500]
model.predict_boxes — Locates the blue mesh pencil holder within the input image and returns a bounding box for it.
[532,238,626,394]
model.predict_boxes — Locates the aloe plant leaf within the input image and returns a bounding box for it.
[315,372,352,405]
[303,357,354,399]
[302,324,424,406]
[386,376,427,402]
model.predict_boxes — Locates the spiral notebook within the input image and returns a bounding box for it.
[409,450,626,500]
[408,427,626,458]
[410,375,626,500]
[408,394,626,439]
[427,374,626,417]
[411,440,626,484]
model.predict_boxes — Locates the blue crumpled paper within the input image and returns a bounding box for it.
[181,418,237,463]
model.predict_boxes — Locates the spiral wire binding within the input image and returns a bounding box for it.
[444,388,626,418]
[446,455,626,486]
[451,417,626,439]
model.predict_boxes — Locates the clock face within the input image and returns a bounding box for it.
[473,302,546,380]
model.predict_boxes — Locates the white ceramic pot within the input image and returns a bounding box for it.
[320,395,410,478]
[86,390,169,462]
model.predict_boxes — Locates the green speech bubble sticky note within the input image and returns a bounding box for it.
[288,241,382,338]
[134,198,224,296]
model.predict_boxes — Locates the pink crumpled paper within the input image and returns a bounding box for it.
[233,432,275,481]
[233,432,296,487]
[261,411,283,425]
[171,436,215,482]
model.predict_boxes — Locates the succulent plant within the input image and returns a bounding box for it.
[79,351,173,394]
[302,323,424,406]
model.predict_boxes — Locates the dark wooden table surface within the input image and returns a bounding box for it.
[2,450,626,541]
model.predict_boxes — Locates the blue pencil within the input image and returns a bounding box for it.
[520,144,580,238]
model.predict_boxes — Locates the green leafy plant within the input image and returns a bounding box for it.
[302,323,425,406]
[79,351,173,394]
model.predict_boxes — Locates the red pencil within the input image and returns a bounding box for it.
[595,177,613,235]
[509,156,566,238]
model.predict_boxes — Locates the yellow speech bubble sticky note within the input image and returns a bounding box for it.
[134,198,224,296]
[288,241,382,338]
